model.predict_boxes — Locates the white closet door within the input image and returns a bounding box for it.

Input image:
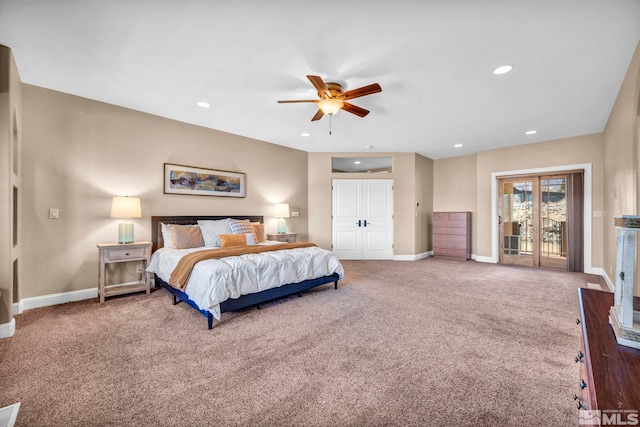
[362,180,394,259]
[332,180,363,260]
[332,179,393,260]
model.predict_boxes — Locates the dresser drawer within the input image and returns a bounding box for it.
[434,227,468,236]
[433,248,468,258]
[434,234,468,244]
[104,247,148,261]
[433,219,467,229]
[433,212,450,220]
[434,241,468,251]
[449,212,469,221]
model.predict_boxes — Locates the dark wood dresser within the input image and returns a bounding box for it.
[433,211,471,259]
[576,288,640,423]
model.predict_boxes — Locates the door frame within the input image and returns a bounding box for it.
[488,163,594,273]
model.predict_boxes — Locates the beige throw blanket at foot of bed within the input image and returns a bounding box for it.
[169,242,317,290]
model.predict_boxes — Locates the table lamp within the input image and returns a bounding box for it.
[274,203,290,234]
[110,196,142,244]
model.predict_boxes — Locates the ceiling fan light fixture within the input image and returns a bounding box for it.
[318,98,343,115]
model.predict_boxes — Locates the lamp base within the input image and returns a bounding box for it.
[118,221,134,244]
[277,218,287,234]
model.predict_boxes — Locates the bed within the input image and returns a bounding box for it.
[148,215,344,329]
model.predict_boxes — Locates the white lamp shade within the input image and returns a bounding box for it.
[274,203,290,218]
[110,196,142,219]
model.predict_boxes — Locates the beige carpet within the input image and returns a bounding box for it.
[0,258,605,426]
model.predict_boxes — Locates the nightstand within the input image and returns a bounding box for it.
[97,242,152,303]
[267,233,297,243]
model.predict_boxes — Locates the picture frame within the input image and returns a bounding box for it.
[163,163,246,198]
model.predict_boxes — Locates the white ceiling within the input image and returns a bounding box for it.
[1,1,639,159]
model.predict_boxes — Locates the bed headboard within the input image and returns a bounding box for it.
[151,215,264,253]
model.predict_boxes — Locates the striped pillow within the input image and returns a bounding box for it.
[229,219,257,241]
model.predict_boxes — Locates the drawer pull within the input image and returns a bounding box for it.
[574,351,584,363]
[125,253,130,256]
[580,380,587,390]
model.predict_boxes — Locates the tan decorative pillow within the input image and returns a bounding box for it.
[251,222,266,242]
[169,224,204,249]
[219,233,247,248]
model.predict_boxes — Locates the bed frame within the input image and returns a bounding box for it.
[151,215,340,329]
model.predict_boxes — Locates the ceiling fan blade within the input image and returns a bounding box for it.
[341,102,370,117]
[277,100,319,103]
[307,75,331,99]
[340,83,382,100]
[311,109,324,121]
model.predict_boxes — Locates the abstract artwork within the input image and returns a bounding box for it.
[163,163,246,197]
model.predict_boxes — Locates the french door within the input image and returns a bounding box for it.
[332,179,394,260]
[499,174,575,269]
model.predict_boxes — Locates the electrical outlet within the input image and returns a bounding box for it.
[49,208,59,219]
[291,211,299,217]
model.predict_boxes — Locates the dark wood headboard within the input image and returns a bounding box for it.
[151,215,264,253]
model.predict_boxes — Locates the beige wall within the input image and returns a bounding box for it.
[603,41,640,289]
[21,85,308,298]
[0,46,22,327]
[433,154,478,254]
[433,135,604,267]
[308,152,432,257]
[415,154,434,253]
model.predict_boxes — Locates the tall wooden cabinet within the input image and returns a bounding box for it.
[433,212,471,260]
[576,288,640,423]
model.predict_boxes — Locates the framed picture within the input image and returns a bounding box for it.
[163,163,246,198]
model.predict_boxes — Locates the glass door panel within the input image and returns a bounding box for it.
[540,177,567,269]
[500,179,535,267]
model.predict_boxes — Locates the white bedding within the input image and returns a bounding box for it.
[147,242,344,320]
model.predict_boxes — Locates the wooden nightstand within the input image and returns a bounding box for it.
[267,233,297,243]
[97,242,152,303]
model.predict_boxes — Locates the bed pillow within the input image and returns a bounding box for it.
[197,218,232,247]
[161,223,174,248]
[219,233,248,248]
[251,222,266,242]
[169,224,204,249]
[229,219,257,241]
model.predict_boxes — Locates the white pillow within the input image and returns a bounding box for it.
[244,232,256,245]
[197,218,232,247]
[161,223,173,248]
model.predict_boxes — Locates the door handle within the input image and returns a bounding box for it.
[364,220,368,227]
[357,220,362,227]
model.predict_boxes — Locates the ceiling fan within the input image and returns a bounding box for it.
[278,75,382,121]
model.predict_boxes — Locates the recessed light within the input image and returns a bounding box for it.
[454,143,463,148]
[301,133,310,137]
[493,65,513,75]
[197,101,211,108]
[525,130,537,135]
[354,161,361,165]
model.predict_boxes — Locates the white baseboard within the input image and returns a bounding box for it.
[394,251,432,261]
[591,267,614,292]
[12,287,97,315]
[474,255,495,263]
[0,317,16,339]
